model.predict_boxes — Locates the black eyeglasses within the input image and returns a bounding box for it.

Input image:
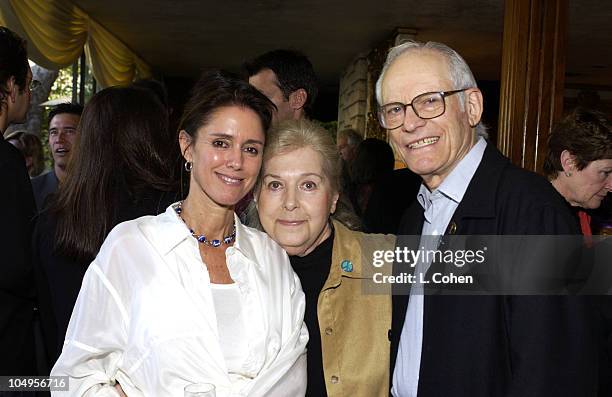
[377,89,468,130]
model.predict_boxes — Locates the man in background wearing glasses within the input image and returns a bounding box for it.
[377,41,596,396]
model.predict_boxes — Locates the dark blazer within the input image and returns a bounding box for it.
[390,143,598,397]
[0,139,37,375]
[31,169,59,211]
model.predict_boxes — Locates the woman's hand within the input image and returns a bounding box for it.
[114,383,127,397]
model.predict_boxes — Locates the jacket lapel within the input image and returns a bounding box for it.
[448,143,506,231]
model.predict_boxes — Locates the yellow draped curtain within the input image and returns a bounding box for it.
[0,0,151,87]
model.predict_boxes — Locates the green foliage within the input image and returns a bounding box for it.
[49,61,95,102]
[49,66,74,101]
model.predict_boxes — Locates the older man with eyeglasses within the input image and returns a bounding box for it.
[377,40,597,397]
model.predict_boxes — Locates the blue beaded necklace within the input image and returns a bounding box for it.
[174,201,236,248]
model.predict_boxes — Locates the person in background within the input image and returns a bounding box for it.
[240,49,319,220]
[336,128,363,203]
[4,125,23,143]
[348,138,395,217]
[21,130,45,177]
[354,136,421,234]
[4,128,45,177]
[361,164,421,234]
[245,49,317,124]
[33,87,179,372]
[131,78,171,130]
[131,78,169,110]
[377,39,596,396]
[31,103,83,210]
[543,107,612,397]
[131,78,185,188]
[544,107,612,233]
[0,25,37,376]
[254,119,393,397]
[50,71,307,396]
[336,128,362,164]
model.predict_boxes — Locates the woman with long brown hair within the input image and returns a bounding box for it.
[33,86,180,371]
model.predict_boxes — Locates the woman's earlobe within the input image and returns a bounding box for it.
[330,193,340,214]
[178,130,193,161]
[560,150,576,174]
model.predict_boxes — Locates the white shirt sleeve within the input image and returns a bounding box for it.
[51,262,130,396]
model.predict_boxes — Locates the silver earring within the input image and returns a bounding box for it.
[184,161,193,172]
[564,171,572,177]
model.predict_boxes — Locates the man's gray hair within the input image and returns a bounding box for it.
[337,128,363,147]
[375,40,487,138]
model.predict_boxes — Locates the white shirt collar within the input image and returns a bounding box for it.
[417,136,487,208]
[436,136,486,203]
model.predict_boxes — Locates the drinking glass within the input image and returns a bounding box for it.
[184,383,216,397]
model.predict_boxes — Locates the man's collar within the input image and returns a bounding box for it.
[436,137,486,203]
[453,142,509,219]
[417,183,430,209]
[417,137,486,209]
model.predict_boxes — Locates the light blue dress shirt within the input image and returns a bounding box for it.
[391,137,487,397]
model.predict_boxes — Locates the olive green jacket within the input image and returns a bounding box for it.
[318,220,395,397]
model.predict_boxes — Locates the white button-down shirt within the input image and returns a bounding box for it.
[51,204,308,397]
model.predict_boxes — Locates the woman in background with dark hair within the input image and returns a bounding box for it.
[33,86,179,371]
[51,71,307,396]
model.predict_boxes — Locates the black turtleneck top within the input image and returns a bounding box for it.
[289,231,334,397]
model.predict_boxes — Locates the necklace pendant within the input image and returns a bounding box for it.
[211,239,221,247]
[197,235,207,243]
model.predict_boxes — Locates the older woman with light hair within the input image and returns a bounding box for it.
[253,119,394,397]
